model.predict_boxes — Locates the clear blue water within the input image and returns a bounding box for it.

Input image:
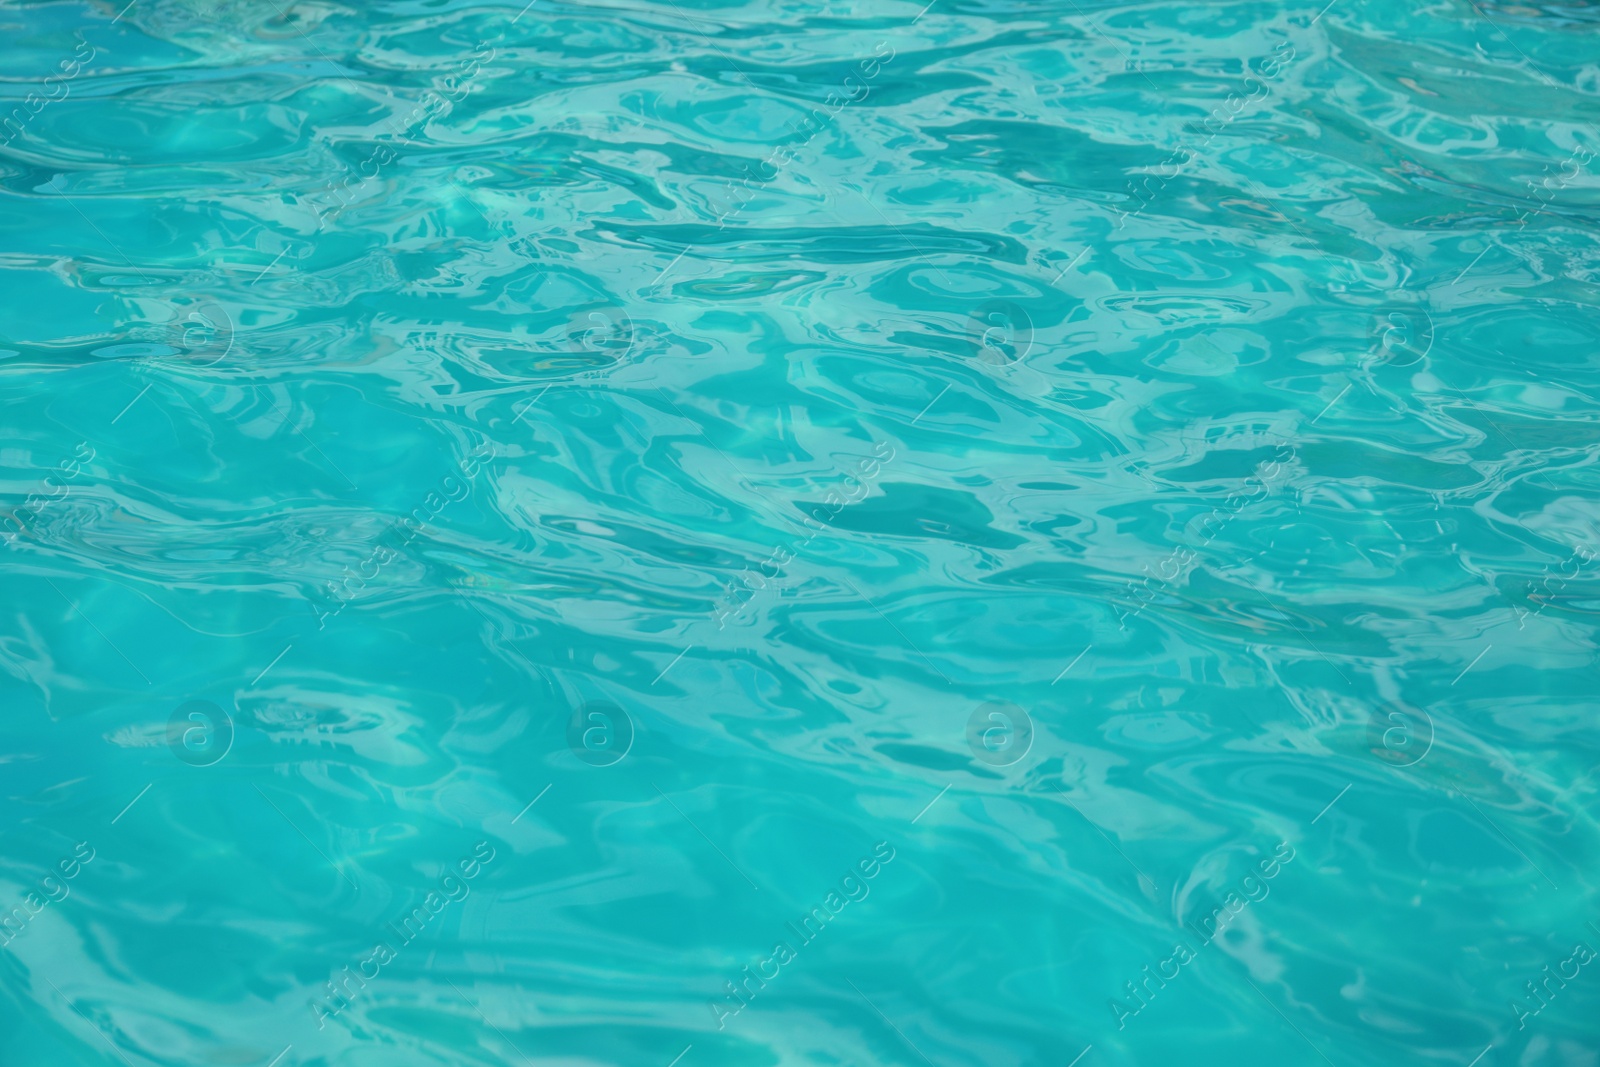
[3,1,1599,1065]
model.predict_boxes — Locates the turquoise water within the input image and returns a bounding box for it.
[3,0,1599,1064]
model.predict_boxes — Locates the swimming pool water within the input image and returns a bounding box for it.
[2,1,1599,1065]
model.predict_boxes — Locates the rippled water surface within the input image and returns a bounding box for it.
[3,0,1600,1064]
